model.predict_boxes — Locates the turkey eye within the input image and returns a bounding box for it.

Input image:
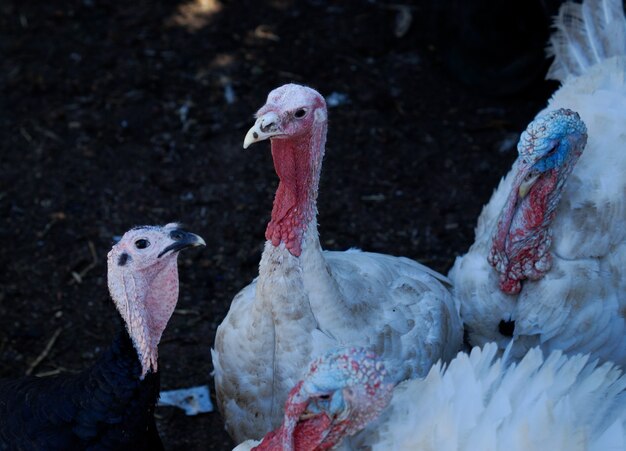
[319,394,330,400]
[294,108,307,119]
[546,145,558,156]
[135,239,150,249]
[525,169,539,181]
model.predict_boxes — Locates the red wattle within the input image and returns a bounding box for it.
[253,380,335,451]
[496,170,558,293]
[266,135,315,257]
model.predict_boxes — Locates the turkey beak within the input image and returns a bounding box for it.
[518,165,541,199]
[158,230,206,258]
[243,112,282,149]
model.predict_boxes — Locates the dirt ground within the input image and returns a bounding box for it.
[1,1,557,449]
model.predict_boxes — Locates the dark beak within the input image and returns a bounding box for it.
[158,230,206,258]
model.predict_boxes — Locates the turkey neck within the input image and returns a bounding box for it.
[489,133,584,294]
[78,318,160,421]
[92,321,160,391]
[256,115,345,427]
[0,317,160,449]
[108,256,180,378]
[83,321,160,446]
[265,120,325,257]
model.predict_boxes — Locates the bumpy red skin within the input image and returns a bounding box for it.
[493,171,558,294]
[253,348,393,451]
[252,381,336,451]
[258,88,326,258]
[265,134,317,257]
[252,415,334,451]
[488,108,587,295]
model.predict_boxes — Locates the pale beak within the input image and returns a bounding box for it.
[298,411,318,421]
[518,172,540,198]
[243,111,282,149]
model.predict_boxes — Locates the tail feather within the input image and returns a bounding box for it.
[547,0,626,81]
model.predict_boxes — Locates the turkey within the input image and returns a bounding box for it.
[449,0,626,365]
[240,344,626,451]
[0,223,205,450]
[212,83,463,443]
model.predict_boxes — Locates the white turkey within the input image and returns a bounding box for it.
[212,83,463,443]
[240,344,626,451]
[449,0,626,365]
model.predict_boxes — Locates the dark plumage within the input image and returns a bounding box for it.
[0,327,162,451]
[0,223,205,450]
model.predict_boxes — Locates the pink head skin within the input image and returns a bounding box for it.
[252,348,394,451]
[488,109,587,294]
[243,84,328,257]
[107,223,205,378]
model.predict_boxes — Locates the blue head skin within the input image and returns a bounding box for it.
[489,108,588,294]
[297,348,392,425]
[255,347,394,451]
[517,109,588,176]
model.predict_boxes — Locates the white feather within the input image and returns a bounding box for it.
[547,0,626,81]
[352,345,626,451]
[450,0,626,367]
[214,226,463,443]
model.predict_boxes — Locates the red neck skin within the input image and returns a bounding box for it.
[252,415,335,451]
[488,170,559,294]
[252,381,341,451]
[265,125,325,257]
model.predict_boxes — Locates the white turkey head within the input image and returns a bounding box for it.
[243,84,328,257]
[243,83,327,148]
[489,109,587,294]
[252,347,394,451]
[107,223,205,378]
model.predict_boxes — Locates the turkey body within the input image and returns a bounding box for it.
[215,237,461,443]
[212,84,462,443]
[449,0,626,365]
[0,324,163,451]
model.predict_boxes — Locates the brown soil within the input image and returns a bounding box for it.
[0,1,555,449]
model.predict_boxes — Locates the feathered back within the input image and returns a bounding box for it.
[547,0,626,81]
[365,344,626,451]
